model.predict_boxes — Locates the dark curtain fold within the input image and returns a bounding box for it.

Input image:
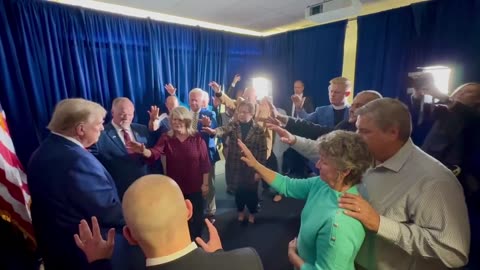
[355,0,480,100]
[263,21,347,111]
[224,34,264,92]
[0,0,263,165]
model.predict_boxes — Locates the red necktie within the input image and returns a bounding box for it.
[122,129,134,154]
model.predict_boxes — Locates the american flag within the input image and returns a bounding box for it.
[0,102,35,245]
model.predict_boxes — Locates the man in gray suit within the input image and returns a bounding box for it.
[74,175,263,270]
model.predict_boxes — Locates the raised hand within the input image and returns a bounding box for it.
[232,74,241,85]
[200,115,212,127]
[264,116,283,126]
[126,141,145,154]
[147,105,161,122]
[195,219,223,253]
[165,83,177,96]
[209,81,221,93]
[201,127,216,136]
[74,216,115,263]
[291,95,305,109]
[238,139,258,168]
[266,124,296,145]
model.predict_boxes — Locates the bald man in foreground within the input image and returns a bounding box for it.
[75,175,264,270]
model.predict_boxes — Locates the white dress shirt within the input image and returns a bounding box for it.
[111,121,136,145]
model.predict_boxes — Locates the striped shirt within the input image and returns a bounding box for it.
[292,137,470,269]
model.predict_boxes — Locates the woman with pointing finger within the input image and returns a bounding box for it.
[238,130,372,270]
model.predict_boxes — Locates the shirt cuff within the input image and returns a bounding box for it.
[377,215,401,243]
[291,136,307,150]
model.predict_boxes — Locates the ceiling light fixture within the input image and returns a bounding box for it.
[50,0,264,37]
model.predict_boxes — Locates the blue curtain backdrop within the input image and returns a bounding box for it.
[0,0,348,165]
[263,21,347,111]
[355,0,480,100]
[0,0,267,164]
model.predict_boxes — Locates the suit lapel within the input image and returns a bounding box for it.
[244,123,256,143]
[105,123,127,153]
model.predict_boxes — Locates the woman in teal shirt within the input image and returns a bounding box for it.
[238,130,372,270]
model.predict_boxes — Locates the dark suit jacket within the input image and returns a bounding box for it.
[285,117,355,140]
[27,134,124,270]
[196,108,220,163]
[90,122,154,199]
[89,247,263,270]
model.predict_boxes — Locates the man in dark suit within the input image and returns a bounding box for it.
[90,97,155,200]
[27,98,143,270]
[189,88,220,219]
[290,80,314,117]
[75,175,263,270]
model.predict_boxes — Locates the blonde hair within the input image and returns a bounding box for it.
[47,98,106,133]
[167,106,197,137]
[317,130,372,186]
[329,77,352,90]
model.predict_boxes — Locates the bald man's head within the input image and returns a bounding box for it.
[122,175,192,250]
[242,87,257,103]
[451,83,480,110]
[165,96,179,113]
[348,90,383,123]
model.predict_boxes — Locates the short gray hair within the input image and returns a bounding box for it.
[317,130,372,186]
[356,98,412,142]
[111,97,133,109]
[189,88,204,98]
[167,106,197,137]
[47,98,106,133]
[357,90,383,99]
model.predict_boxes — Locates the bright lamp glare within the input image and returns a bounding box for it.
[252,77,272,100]
[424,67,451,94]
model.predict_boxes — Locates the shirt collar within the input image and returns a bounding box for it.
[375,139,415,172]
[51,131,84,148]
[146,242,198,266]
[111,121,130,132]
[331,103,347,110]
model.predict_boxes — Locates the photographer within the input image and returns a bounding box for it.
[410,76,480,269]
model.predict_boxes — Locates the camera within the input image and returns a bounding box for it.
[407,71,435,103]
[407,71,434,90]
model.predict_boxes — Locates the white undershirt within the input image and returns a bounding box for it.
[111,121,135,145]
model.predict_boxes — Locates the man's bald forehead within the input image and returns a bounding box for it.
[123,175,183,204]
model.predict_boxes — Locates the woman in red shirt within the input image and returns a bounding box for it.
[128,106,210,239]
